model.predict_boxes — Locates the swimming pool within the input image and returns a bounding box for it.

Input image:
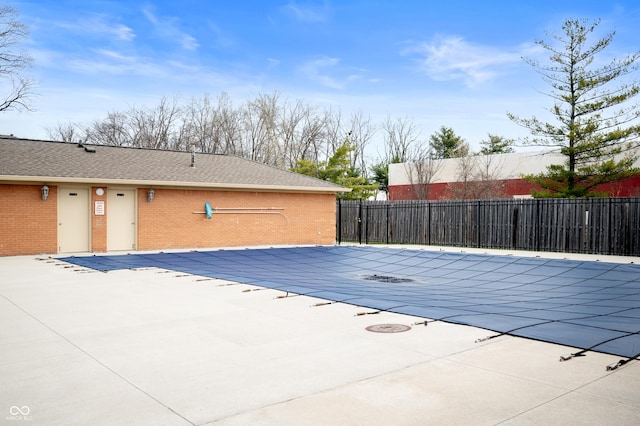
[60,245,640,360]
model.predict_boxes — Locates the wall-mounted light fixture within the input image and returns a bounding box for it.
[41,185,49,201]
[147,188,154,202]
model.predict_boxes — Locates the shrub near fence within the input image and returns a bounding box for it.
[336,198,640,256]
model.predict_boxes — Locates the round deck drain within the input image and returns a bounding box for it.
[365,324,411,333]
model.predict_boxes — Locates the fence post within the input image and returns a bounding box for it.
[358,199,363,245]
[476,200,481,247]
[386,203,390,244]
[427,201,431,246]
[337,198,342,245]
[512,203,519,249]
[536,199,541,252]
[365,203,369,244]
[610,198,615,255]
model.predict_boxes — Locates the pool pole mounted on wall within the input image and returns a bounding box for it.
[194,202,289,225]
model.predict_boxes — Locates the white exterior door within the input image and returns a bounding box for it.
[107,189,136,251]
[58,188,90,253]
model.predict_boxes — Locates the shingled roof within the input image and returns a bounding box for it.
[0,137,348,193]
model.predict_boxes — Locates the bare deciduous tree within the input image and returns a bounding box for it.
[179,93,241,155]
[279,99,313,169]
[85,96,183,149]
[322,107,343,159]
[129,96,182,149]
[243,92,280,164]
[444,151,509,199]
[297,109,327,164]
[443,152,476,200]
[86,111,131,146]
[0,6,33,112]
[347,110,375,175]
[215,93,242,156]
[241,93,336,169]
[82,92,338,169]
[46,122,85,143]
[405,144,443,200]
[179,93,216,153]
[382,116,420,163]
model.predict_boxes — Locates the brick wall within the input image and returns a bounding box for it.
[0,184,58,256]
[137,188,336,250]
[91,187,107,252]
[0,184,337,256]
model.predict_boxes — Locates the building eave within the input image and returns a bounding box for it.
[0,175,351,194]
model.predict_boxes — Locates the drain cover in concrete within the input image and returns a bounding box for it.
[365,324,412,333]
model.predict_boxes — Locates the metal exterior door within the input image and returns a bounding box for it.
[58,188,90,253]
[107,189,136,251]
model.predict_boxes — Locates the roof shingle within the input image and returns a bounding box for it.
[0,137,347,193]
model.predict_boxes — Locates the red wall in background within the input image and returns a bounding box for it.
[389,176,640,200]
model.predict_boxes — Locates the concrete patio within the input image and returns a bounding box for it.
[1,247,639,425]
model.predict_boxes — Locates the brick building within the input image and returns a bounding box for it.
[0,136,347,256]
[389,151,640,200]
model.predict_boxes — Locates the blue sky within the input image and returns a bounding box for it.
[2,0,640,158]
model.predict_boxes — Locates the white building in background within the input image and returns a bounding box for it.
[388,151,640,200]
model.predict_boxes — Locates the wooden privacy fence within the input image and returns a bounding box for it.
[336,198,640,256]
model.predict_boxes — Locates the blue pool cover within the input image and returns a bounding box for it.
[59,246,640,359]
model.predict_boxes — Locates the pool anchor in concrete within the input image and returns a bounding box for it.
[355,310,381,316]
[606,359,626,371]
[311,301,335,307]
[355,305,408,317]
[475,334,499,343]
[559,353,587,362]
[605,352,640,371]
[560,330,640,365]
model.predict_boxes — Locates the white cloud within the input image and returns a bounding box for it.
[55,16,135,42]
[141,7,158,25]
[206,21,235,49]
[54,49,195,80]
[142,6,199,51]
[299,57,342,89]
[66,55,165,77]
[402,35,534,87]
[95,49,136,62]
[112,24,136,41]
[284,1,329,22]
[178,34,199,51]
[267,58,281,69]
[298,56,364,89]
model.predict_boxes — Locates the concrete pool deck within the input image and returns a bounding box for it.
[2,246,640,425]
